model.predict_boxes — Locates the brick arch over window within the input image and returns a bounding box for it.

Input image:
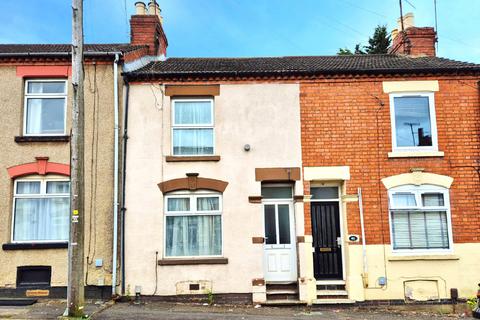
[7,157,70,179]
[381,171,453,190]
[158,173,228,194]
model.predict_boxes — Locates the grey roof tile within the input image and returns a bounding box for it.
[126,54,480,78]
[0,43,146,56]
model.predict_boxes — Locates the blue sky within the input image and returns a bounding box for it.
[0,0,478,63]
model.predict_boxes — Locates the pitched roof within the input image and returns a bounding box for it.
[0,44,146,57]
[125,54,480,79]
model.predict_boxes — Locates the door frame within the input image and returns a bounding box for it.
[310,183,346,281]
[262,197,298,282]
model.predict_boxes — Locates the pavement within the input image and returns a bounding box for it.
[0,300,108,319]
[0,300,471,319]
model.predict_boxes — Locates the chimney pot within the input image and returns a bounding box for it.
[397,12,415,31]
[391,28,398,41]
[389,12,436,57]
[147,1,163,23]
[148,1,157,15]
[135,1,146,15]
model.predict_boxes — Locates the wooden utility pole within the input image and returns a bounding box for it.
[67,0,85,317]
[398,0,407,54]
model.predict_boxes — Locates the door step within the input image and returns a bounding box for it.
[262,299,306,306]
[316,290,348,296]
[312,298,355,305]
[316,280,345,285]
[266,288,299,295]
[266,282,299,303]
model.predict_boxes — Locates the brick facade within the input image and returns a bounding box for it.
[130,14,168,56]
[300,76,480,244]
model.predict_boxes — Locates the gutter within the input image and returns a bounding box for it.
[120,79,130,295]
[0,51,124,58]
[112,53,120,296]
[123,67,480,81]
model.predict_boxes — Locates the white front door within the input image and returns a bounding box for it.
[263,202,297,282]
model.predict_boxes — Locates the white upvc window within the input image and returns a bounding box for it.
[171,98,214,156]
[388,184,453,254]
[24,79,68,136]
[389,92,438,152]
[12,178,70,243]
[164,191,222,257]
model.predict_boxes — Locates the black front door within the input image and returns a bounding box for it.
[311,201,343,279]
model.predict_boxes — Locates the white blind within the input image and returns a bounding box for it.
[391,211,449,249]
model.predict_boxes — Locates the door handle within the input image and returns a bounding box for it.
[336,237,342,247]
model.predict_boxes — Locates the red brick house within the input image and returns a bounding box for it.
[301,22,480,302]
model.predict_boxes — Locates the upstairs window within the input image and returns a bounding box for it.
[390,93,437,152]
[24,80,67,136]
[172,99,214,156]
[388,185,451,252]
[13,178,70,242]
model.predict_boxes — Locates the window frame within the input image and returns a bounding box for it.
[388,184,453,255]
[11,177,70,244]
[163,190,223,258]
[261,183,294,201]
[23,79,68,137]
[170,98,215,156]
[389,92,438,153]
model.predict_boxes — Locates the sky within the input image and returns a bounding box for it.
[0,0,478,63]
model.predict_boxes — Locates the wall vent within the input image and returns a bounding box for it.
[17,266,51,288]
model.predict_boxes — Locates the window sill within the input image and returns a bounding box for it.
[2,242,68,250]
[15,135,70,143]
[157,257,228,266]
[165,155,221,162]
[388,151,444,158]
[388,254,459,261]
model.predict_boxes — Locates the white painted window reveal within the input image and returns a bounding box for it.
[389,92,438,153]
[12,178,70,242]
[388,184,453,253]
[171,98,214,156]
[24,79,67,136]
[164,191,222,257]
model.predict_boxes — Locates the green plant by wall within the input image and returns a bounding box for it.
[467,296,478,310]
[126,284,133,302]
[205,289,214,306]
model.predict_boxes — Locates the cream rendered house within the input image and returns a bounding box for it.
[123,79,311,304]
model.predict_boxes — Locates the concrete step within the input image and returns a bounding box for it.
[312,298,355,305]
[266,288,299,295]
[316,280,345,285]
[316,290,348,296]
[263,300,306,306]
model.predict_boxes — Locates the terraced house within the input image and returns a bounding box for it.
[0,2,166,298]
[122,8,480,305]
[1,1,479,307]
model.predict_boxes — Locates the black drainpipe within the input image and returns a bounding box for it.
[120,78,130,295]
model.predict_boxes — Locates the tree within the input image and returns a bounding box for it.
[364,25,391,54]
[337,25,391,55]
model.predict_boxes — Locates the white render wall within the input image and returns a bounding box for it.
[124,83,304,296]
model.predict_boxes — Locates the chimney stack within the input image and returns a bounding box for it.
[389,13,437,57]
[130,1,168,56]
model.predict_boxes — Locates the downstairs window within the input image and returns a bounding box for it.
[389,185,452,252]
[164,191,222,257]
[13,178,70,242]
